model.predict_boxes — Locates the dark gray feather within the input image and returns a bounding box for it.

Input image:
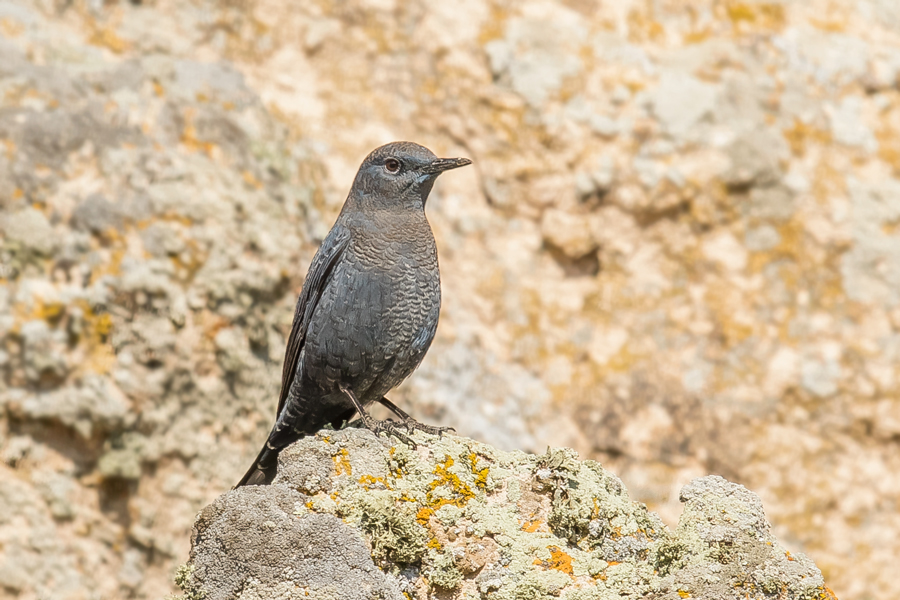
[235,141,470,488]
[274,225,351,421]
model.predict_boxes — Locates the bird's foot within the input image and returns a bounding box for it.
[400,417,455,437]
[362,415,417,448]
[339,386,425,447]
[374,396,455,438]
[359,413,416,448]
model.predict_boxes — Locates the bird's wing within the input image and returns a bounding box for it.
[275,224,351,420]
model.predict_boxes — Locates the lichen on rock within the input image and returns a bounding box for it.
[179,429,830,600]
[3,1,897,597]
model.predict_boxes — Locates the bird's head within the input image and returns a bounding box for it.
[349,141,471,208]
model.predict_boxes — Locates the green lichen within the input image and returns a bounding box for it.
[425,548,463,589]
[510,569,570,600]
[97,432,148,480]
[653,539,688,576]
[540,451,649,552]
[169,563,206,600]
[354,491,427,564]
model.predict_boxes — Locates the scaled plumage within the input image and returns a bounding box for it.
[236,142,470,487]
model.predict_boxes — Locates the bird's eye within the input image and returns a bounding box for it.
[384,158,401,173]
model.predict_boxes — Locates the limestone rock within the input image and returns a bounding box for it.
[180,430,829,600]
[650,72,719,138]
[1,208,57,256]
[541,209,597,260]
[188,485,403,600]
[0,4,323,597]
[2,1,898,598]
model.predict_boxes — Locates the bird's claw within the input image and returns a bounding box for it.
[362,415,418,448]
[401,418,455,437]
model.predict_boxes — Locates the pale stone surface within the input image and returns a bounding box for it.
[179,429,829,600]
[1,1,898,599]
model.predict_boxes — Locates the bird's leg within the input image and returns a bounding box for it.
[339,385,416,447]
[376,397,455,437]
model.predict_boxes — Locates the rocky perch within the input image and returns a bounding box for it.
[176,429,833,600]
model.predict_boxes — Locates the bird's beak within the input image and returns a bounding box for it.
[421,157,472,174]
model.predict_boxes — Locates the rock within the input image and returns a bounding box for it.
[828,96,877,151]
[19,374,131,438]
[1,208,57,256]
[702,231,748,272]
[486,3,588,108]
[792,29,871,86]
[71,194,125,235]
[178,429,829,600]
[589,115,620,138]
[744,225,781,251]
[721,130,785,189]
[840,178,900,305]
[0,5,320,597]
[187,485,403,600]
[139,222,186,257]
[746,185,796,222]
[541,209,597,259]
[650,72,719,138]
[669,476,826,598]
[1,1,898,598]
[19,318,67,385]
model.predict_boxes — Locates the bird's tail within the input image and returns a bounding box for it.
[234,443,280,488]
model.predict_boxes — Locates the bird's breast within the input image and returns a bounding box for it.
[297,211,442,404]
[321,221,441,343]
[350,215,438,272]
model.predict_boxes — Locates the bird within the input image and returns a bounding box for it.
[235,141,471,487]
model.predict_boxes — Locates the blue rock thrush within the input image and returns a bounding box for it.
[236,141,471,487]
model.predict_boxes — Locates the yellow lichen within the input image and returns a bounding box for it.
[88,25,129,53]
[180,108,218,156]
[68,299,115,375]
[783,118,831,157]
[522,519,543,533]
[358,475,391,490]
[416,506,435,525]
[242,170,263,189]
[818,586,839,600]
[428,456,475,499]
[626,7,665,43]
[809,17,845,32]
[0,17,25,38]
[466,452,490,489]
[332,448,352,476]
[875,102,900,174]
[477,5,509,45]
[544,546,574,576]
[416,455,476,524]
[683,26,713,45]
[721,1,785,32]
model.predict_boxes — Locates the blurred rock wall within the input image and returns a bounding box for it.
[1,1,898,598]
